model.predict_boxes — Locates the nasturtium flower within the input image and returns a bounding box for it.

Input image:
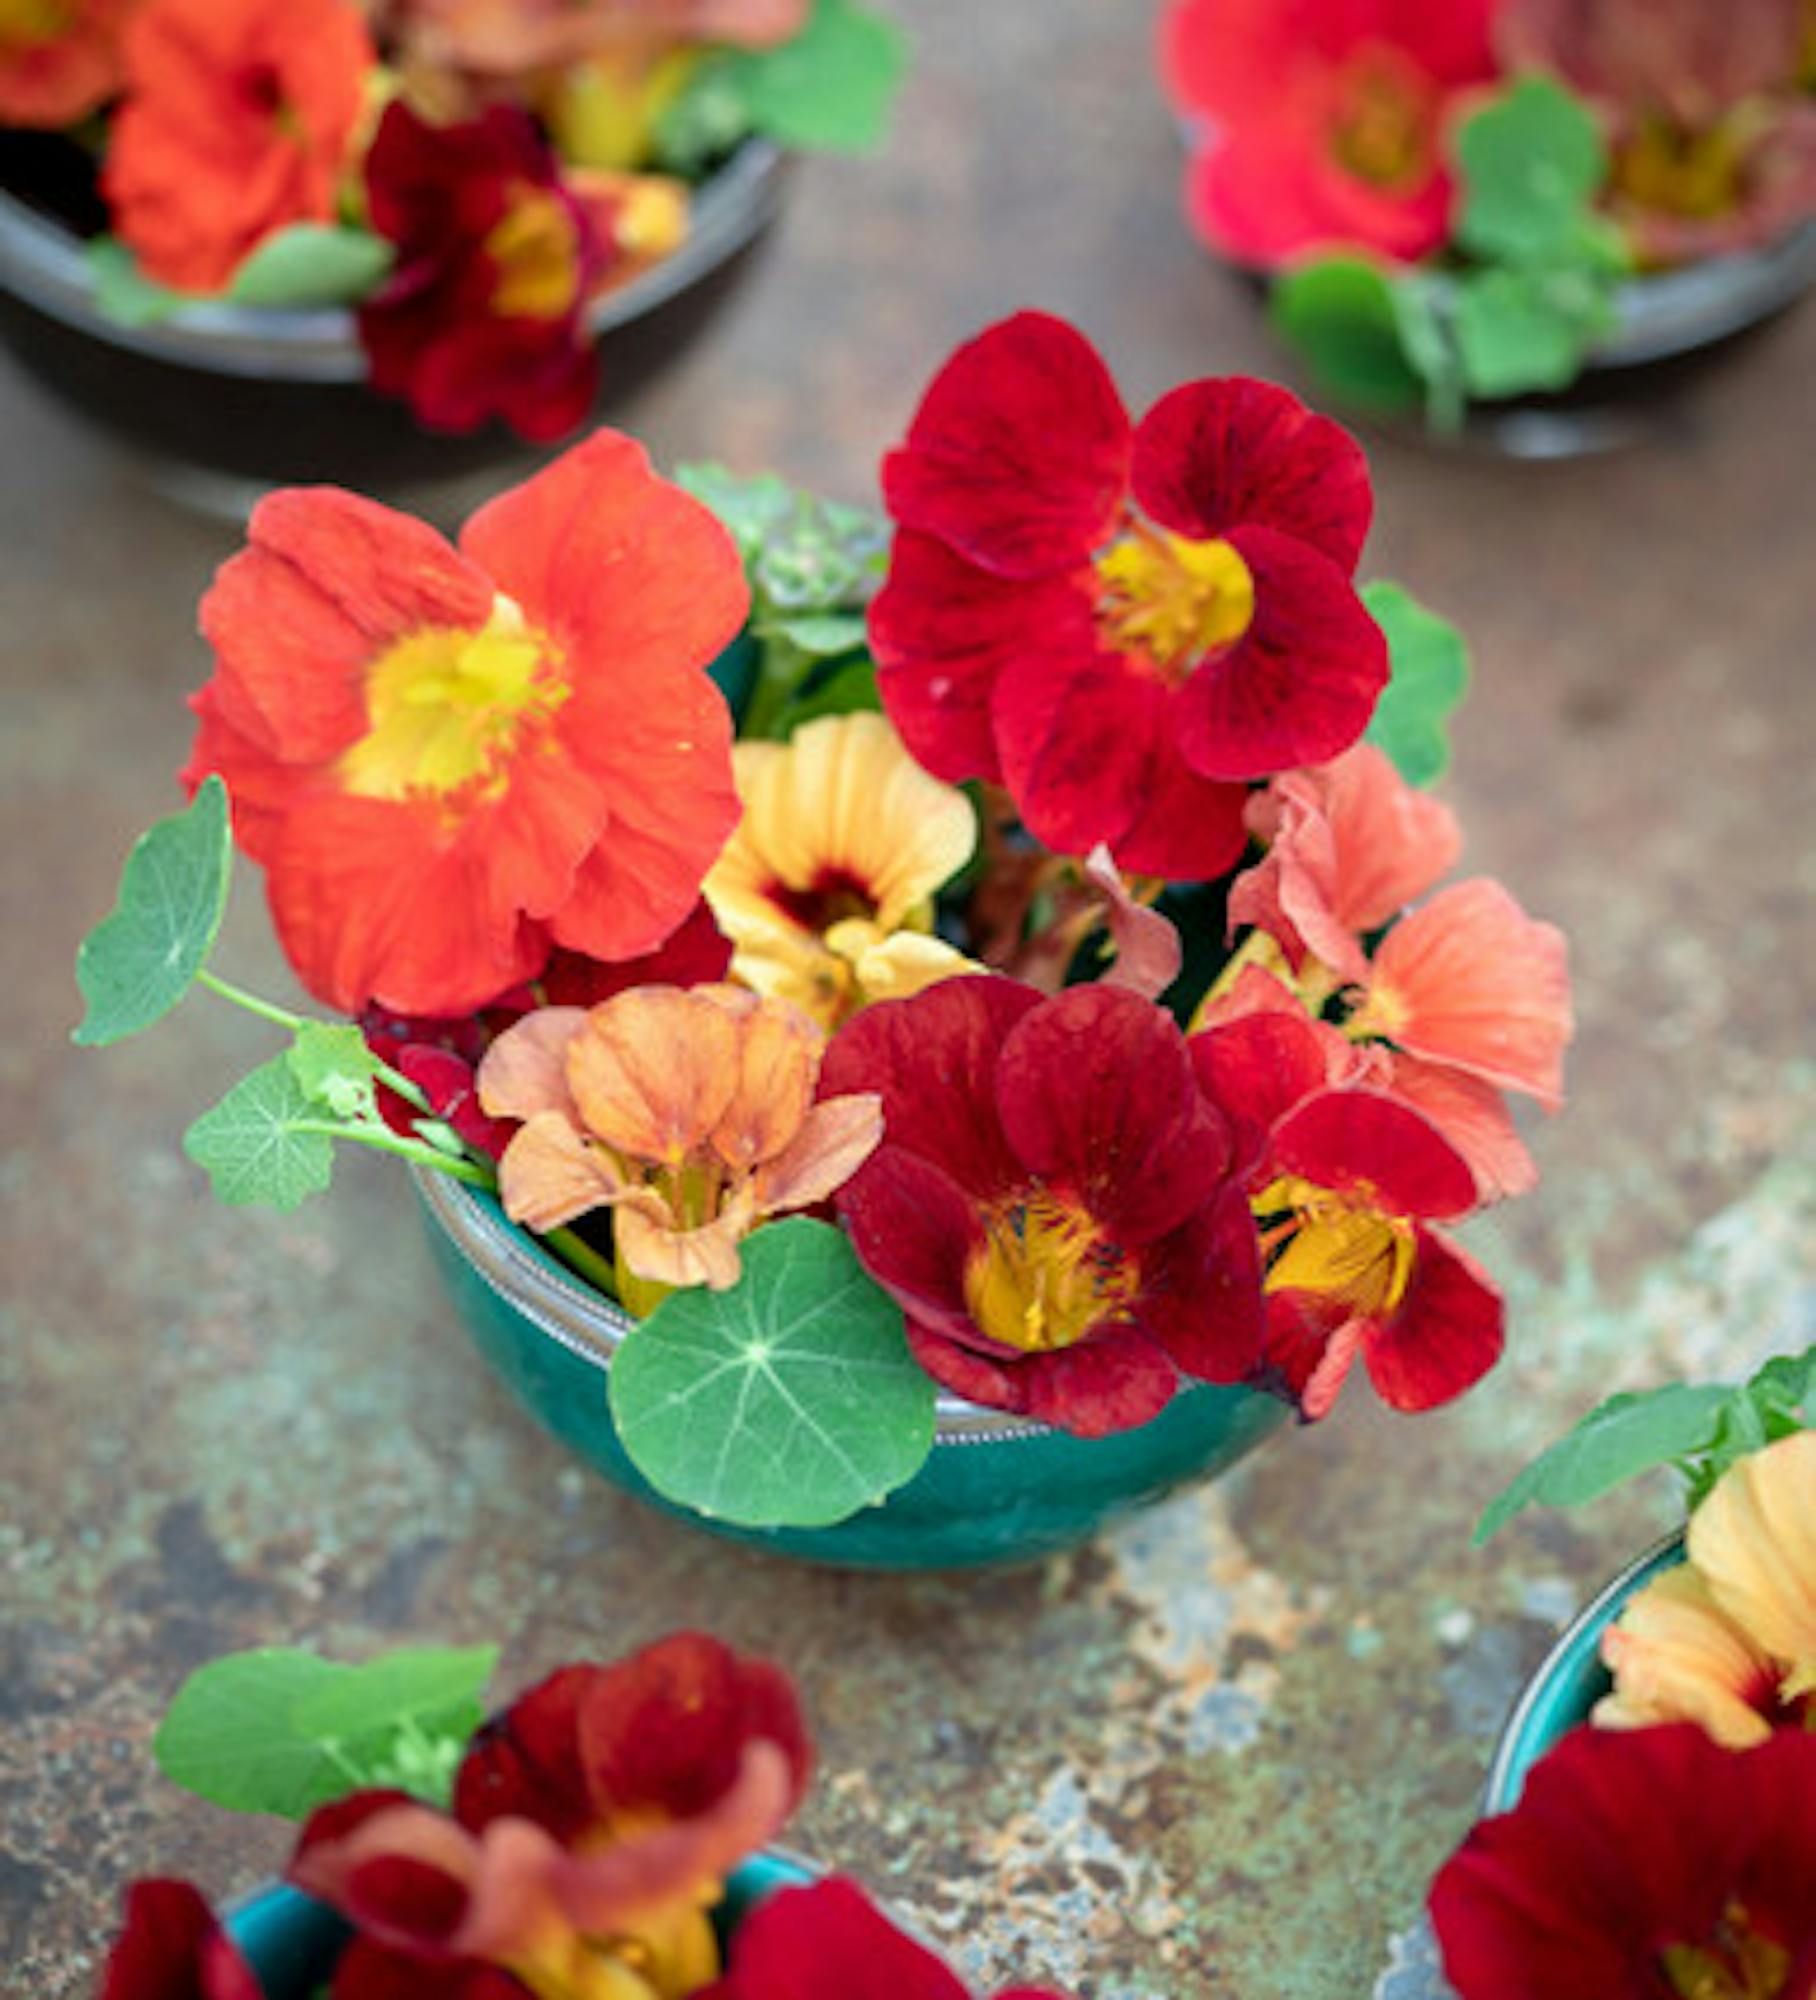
[704,1876,1075,2000]
[1158,0,1500,268]
[96,1879,261,2000]
[821,977,1265,1436]
[0,0,136,128]
[479,984,883,1304]
[103,0,374,292]
[1429,1723,1816,2000]
[869,312,1387,881]
[703,712,980,1028]
[383,0,808,77]
[293,1634,810,2000]
[184,432,747,1017]
[360,102,609,443]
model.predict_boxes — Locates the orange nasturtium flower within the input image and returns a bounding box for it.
[0,0,137,128]
[1598,1428,1816,1747]
[478,985,884,1311]
[703,712,981,1029]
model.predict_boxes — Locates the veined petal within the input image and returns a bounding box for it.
[1271,1088,1478,1220]
[1381,1054,1537,1205]
[836,1148,991,1347]
[1136,1187,1266,1383]
[477,1007,589,1125]
[1597,1565,1781,1750]
[1688,1430,1816,1701]
[1360,1224,1503,1412]
[615,1184,754,1291]
[497,1109,630,1233]
[564,987,744,1164]
[751,1094,885,1212]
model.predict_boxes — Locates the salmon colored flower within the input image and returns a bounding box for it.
[103,0,374,293]
[479,984,883,1305]
[869,312,1387,881]
[0,0,137,127]
[96,1880,261,2000]
[1597,1565,1792,1750]
[1158,0,1500,268]
[1429,1723,1816,2000]
[704,1877,1075,2000]
[359,101,607,443]
[821,978,1265,1436]
[184,433,746,1017]
[703,713,980,1028]
[294,1635,810,2000]
[384,0,808,77]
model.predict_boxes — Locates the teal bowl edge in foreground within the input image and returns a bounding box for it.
[414,1171,1289,1572]
[224,1852,818,1998]
[1479,1532,1685,1816]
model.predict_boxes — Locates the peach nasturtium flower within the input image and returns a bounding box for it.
[478,984,883,1309]
[1598,1428,1816,1746]
[703,712,981,1029]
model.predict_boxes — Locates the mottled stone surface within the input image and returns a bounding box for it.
[3,8,1815,1998]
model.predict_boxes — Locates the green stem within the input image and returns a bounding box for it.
[195,968,306,1032]
[369,1055,432,1115]
[545,1225,620,1299]
[293,1120,496,1187]
[740,633,810,740]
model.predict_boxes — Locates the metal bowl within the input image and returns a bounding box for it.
[415,1170,1288,1572]
[0,140,787,511]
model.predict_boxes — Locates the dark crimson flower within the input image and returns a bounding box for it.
[95,1879,261,2000]
[869,313,1386,881]
[1158,0,1499,267]
[702,1876,1075,2000]
[359,101,606,442]
[292,1635,810,2000]
[1429,1723,1816,2000]
[821,977,1265,1436]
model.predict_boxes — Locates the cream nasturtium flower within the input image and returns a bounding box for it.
[704,711,981,1028]
[1596,1428,1816,1747]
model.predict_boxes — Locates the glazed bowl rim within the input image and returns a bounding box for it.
[1480,1528,1685,1816]
[0,139,785,381]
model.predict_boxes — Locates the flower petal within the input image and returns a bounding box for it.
[836,1148,991,1348]
[477,1006,588,1124]
[98,1879,263,2000]
[752,1094,885,1213]
[565,987,743,1164]
[1688,1429,1816,1701]
[1136,1187,1266,1383]
[1361,1224,1503,1412]
[1270,1088,1478,1220]
[497,1109,629,1233]
[1596,1565,1781,1750]
[1380,1053,1537,1206]
[707,1876,972,2000]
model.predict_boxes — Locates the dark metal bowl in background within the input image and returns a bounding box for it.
[0,138,787,513]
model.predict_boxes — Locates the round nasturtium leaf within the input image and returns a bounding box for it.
[608,1217,936,1529]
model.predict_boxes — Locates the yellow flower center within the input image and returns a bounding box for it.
[1096,524,1255,683]
[1659,1902,1793,2000]
[1255,1175,1414,1321]
[1331,43,1434,192]
[487,185,583,320]
[0,0,71,44]
[339,593,567,803]
[507,1898,720,2000]
[964,1194,1136,1353]
[1617,114,1749,224]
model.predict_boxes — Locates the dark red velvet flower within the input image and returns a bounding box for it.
[869,313,1386,880]
[1192,1008,1503,1418]
[820,977,1264,1436]
[703,1876,1075,2000]
[359,101,604,442]
[1430,1723,1816,2000]
[95,1880,262,2000]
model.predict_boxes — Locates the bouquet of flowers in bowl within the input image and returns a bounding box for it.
[0,0,905,444]
[94,1631,1075,2000]
[77,312,1572,1561]
[1156,0,1816,434]
[1425,1346,1814,1996]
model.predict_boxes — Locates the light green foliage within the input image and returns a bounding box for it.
[1361,582,1471,788]
[154,1646,497,1817]
[183,1057,337,1211]
[724,0,907,153]
[226,226,394,310]
[74,777,233,1046]
[1269,258,1426,415]
[1455,78,1608,266]
[288,1022,383,1124]
[609,1218,936,1527]
[87,238,193,328]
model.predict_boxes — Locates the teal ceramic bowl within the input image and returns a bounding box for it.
[415,1171,1289,1571]
[224,1852,817,1997]
[1481,1534,1684,1814]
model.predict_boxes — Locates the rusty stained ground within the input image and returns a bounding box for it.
[3,7,1815,1998]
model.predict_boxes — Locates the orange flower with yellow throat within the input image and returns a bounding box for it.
[703,712,982,1029]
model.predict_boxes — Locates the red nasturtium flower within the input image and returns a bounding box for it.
[1429,1723,1816,2000]
[103,0,374,293]
[1158,0,1500,268]
[360,101,610,442]
[703,1876,1075,2000]
[821,977,1264,1436]
[869,312,1387,881]
[0,0,137,127]
[184,431,747,1016]
[95,1879,261,2000]
[292,1634,810,2000]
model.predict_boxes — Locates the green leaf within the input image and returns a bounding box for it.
[1474,1383,1732,1542]
[226,225,394,310]
[650,54,757,177]
[1270,256,1426,416]
[1682,1344,1815,1507]
[288,1022,382,1123]
[765,611,869,657]
[675,462,796,562]
[609,1217,936,1527]
[184,1056,336,1210]
[1360,582,1471,788]
[1453,266,1605,399]
[725,0,908,153]
[155,1646,496,1818]
[1389,274,1467,432]
[74,777,233,1047]
[1455,77,1608,266]
[779,654,882,732]
[87,237,194,328]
